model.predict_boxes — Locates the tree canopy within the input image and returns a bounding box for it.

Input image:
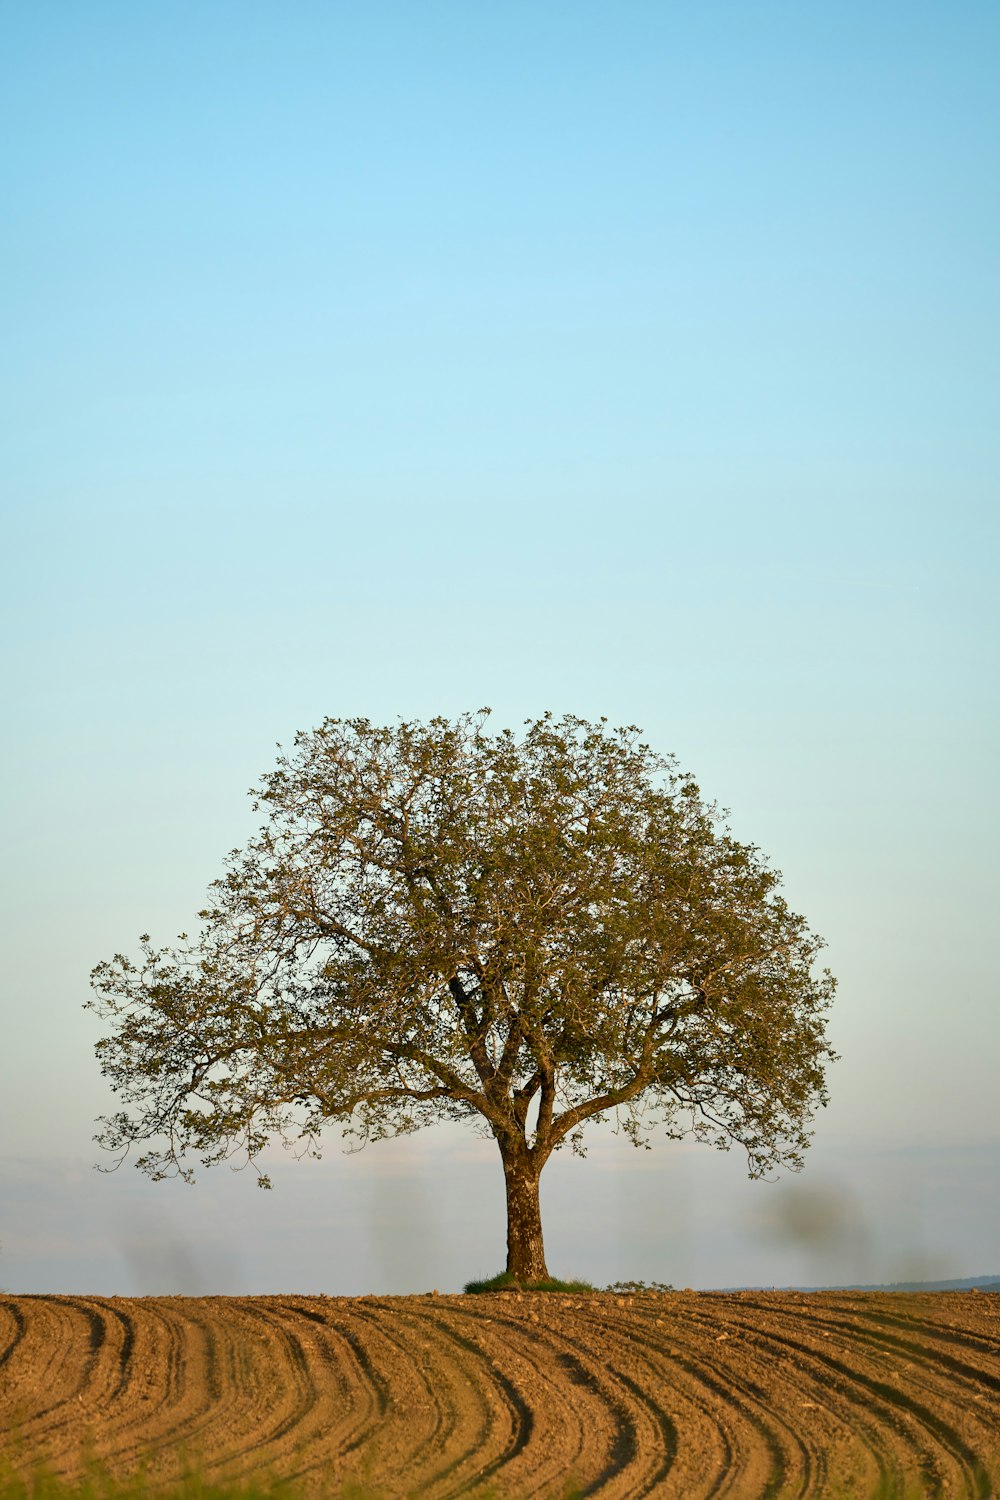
[90,712,836,1280]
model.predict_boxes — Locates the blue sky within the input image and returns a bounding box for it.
[2,1,998,1293]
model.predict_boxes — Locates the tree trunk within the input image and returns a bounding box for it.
[501,1147,550,1281]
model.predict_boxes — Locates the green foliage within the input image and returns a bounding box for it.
[462,1272,596,1294]
[89,711,836,1272]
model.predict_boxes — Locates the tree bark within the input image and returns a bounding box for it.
[500,1147,550,1281]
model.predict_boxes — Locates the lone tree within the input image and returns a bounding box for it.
[90,713,836,1282]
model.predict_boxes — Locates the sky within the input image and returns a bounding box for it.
[1,0,998,1295]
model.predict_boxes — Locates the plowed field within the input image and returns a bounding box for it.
[2,1291,999,1497]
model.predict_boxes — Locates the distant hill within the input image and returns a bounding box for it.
[721,1275,1000,1293]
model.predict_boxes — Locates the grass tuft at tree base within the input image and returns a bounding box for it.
[462,1272,597,1295]
[462,1273,678,1294]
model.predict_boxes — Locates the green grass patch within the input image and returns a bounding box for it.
[462,1272,596,1295]
[0,1464,981,1500]
[0,1464,584,1500]
[1,1446,990,1500]
[0,1465,304,1500]
[461,1272,678,1295]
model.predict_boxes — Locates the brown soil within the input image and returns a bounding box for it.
[1,1291,999,1497]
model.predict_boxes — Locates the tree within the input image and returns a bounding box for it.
[89,712,836,1282]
